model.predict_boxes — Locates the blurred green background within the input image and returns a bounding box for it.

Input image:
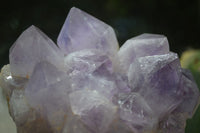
[0,0,200,132]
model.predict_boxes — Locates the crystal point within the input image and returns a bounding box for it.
[57,7,119,59]
[118,33,169,73]
[0,7,199,133]
[9,25,64,78]
[25,62,70,132]
[128,53,182,117]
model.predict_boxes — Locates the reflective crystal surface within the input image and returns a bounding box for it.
[128,53,183,118]
[57,7,119,60]
[118,33,169,73]
[69,90,117,133]
[9,26,64,78]
[0,7,199,133]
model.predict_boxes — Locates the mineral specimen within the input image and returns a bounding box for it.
[0,7,199,133]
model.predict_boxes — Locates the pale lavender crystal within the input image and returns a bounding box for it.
[175,69,200,117]
[9,89,30,126]
[64,49,130,99]
[106,118,133,133]
[9,26,64,78]
[62,114,91,133]
[0,7,199,133]
[57,7,119,59]
[25,62,70,132]
[128,52,178,89]
[69,90,117,133]
[158,113,187,133]
[64,49,112,74]
[64,49,116,97]
[118,33,169,73]
[0,65,52,133]
[118,92,158,133]
[128,53,182,117]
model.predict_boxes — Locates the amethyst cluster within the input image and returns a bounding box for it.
[0,7,199,133]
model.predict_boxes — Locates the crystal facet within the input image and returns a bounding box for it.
[128,53,183,118]
[25,62,70,132]
[69,90,117,133]
[9,26,64,78]
[118,33,169,73]
[57,7,119,60]
[0,7,199,133]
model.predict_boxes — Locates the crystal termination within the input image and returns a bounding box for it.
[0,7,199,133]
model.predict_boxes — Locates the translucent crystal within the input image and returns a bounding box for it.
[128,53,183,117]
[69,90,117,133]
[158,113,187,133]
[175,69,200,117]
[118,92,158,133]
[57,7,119,60]
[62,113,91,133]
[118,33,169,73]
[25,62,70,132]
[0,7,199,133]
[9,89,30,126]
[9,26,64,78]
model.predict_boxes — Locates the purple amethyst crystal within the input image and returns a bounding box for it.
[57,7,119,60]
[9,26,64,78]
[0,7,199,133]
[118,33,169,73]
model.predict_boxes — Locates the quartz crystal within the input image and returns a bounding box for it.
[57,7,119,60]
[9,26,64,78]
[118,33,169,73]
[0,7,199,133]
